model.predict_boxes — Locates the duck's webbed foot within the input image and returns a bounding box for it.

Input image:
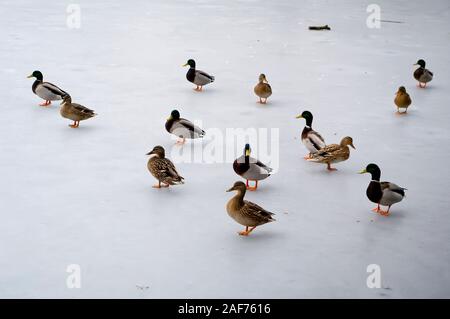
[238,226,256,236]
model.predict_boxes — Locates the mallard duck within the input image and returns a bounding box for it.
[226,181,276,236]
[182,59,214,91]
[146,146,184,188]
[254,74,272,104]
[394,86,412,114]
[307,136,355,171]
[165,109,205,145]
[359,163,406,216]
[27,70,68,106]
[295,110,326,159]
[60,95,96,128]
[413,59,433,88]
[233,143,272,191]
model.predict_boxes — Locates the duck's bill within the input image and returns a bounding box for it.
[146,151,154,155]
[226,187,234,192]
[350,144,356,149]
[245,150,251,156]
[182,63,188,67]
[295,115,303,119]
[358,169,367,174]
[26,74,33,78]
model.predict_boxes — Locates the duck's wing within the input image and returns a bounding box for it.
[313,144,340,157]
[195,69,215,85]
[380,182,406,196]
[254,159,273,173]
[163,159,184,180]
[71,103,96,117]
[243,200,276,222]
[152,158,184,184]
[36,82,68,100]
[172,118,205,138]
[307,130,326,151]
[308,143,349,163]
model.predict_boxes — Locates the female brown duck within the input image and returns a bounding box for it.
[226,181,276,236]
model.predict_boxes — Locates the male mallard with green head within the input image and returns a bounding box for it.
[27,70,68,106]
[359,163,406,216]
[307,136,355,171]
[226,181,276,236]
[413,59,433,88]
[394,86,412,114]
[254,74,272,104]
[60,95,96,128]
[296,110,326,159]
[165,109,205,145]
[146,146,184,188]
[233,143,272,191]
[182,59,215,91]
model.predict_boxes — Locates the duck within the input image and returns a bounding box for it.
[254,74,272,104]
[394,86,412,114]
[295,110,326,159]
[226,181,276,236]
[182,59,215,91]
[146,146,184,188]
[60,95,96,128]
[359,163,406,216]
[165,109,205,145]
[233,144,272,191]
[413,59,433,88]
[307,136,355,171]
[27,70,68,106]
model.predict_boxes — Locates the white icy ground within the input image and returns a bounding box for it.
[0,0,449,298]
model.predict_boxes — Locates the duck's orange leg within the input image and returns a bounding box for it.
[327,163,337,171]
[39,100,51,107]
[238,226,256,236]
[153,181,170,188]
[371,204,381,212]
[69,121,78,128]
[246,180,258,191]
[379,205,391,216]
[175,137,186,145]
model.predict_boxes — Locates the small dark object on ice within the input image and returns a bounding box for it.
[309,25,331,31]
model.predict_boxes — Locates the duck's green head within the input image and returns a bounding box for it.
[182,59,196,68]
[244,143,251,157]
[27,70,43,80]
[168,109,180,121]
[358,163,381,180]
[146,145,165,158]
[296,110,313,126]
[226,181,247,193]
[414,59,426,68]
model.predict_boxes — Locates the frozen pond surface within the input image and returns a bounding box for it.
[0,0,449,298]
